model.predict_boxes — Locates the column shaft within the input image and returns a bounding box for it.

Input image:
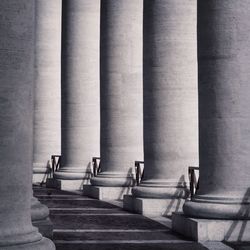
[32,0,61,236]
[91,0,143,187]
[54,0,100,185]
[0,1,54,249]
[33,0,62,183]
[132,0,198,198]
[184,0,250,219]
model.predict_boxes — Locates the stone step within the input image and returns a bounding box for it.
[49,207,126,215]
[53,230,183,241]
[33,187,74,195]
[54,242,207,250]
[39,199,118,209]
[33,186,210,250]
[50,214,168,230]
[37,197,94,201]
[36,194,91,199]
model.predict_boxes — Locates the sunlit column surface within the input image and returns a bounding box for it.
[33,0,62,183]
[54,0,100,185]
[31,0,61,236]
[183,0,250,219]
[0,1,54,249]
[132,0,198,199]
[91,0,143,187]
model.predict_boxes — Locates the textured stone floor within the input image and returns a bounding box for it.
[33,186,228,250]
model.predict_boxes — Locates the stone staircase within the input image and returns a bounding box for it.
[33,186,211,250]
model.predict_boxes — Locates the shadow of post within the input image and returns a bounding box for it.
[40,160,52,186]
[163,175,189,217]
[224,188,250,242]
[79,162,93,189]
[116,168,135,200]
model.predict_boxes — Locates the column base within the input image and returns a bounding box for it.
[84,185,132,200]
[31,197,53,239]
[46,177,90,190]
[53,168,92,190]
[53,167,93,180]
[123,195,184,216]
[32,218,53,239]
[132,180,189,199]
[183,196,250,219]
[1,237,55,250]
[90,172,135,187]
[31,197,49,221]
[172,212,250,242]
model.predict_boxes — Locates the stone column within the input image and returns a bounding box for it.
[33,0,62,183]
[31,0,61,238]
[124,0,198,216]
[89,0,143,200]
[0,1,54,249]
[173,0,250,241]
[54,0,100,190]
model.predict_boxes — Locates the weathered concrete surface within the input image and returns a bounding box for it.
[33,0,61,183]
[0,1,54,249]
[54,0,100,187]
[182,0,250,220]
[90,0,143,190]
[130,0,198,214]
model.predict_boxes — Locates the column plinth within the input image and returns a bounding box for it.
[173,0,250,241]
[89,0,143,198]
[54,0,100,190]
[0,1,54,248]
[124,0,198,215]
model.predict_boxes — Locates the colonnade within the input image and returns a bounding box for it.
[0,0,249,248]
